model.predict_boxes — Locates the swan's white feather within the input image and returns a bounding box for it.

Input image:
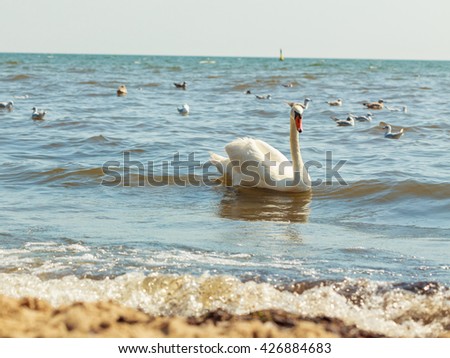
[209,103,310,192]
[225,137,290,165]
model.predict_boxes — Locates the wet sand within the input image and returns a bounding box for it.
[0,294,386,338]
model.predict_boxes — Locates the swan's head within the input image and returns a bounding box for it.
[288,103,305,133]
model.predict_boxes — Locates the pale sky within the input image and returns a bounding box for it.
[2,0,450,60]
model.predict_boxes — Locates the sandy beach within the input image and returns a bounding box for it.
[0,294,393,338]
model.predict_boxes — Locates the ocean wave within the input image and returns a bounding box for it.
[78,80,99,85]
[140,82,160,87]
[27,167,105,185]
[5,74,32,81]
[255,77,284,87]
[67,68,96,74]
[314,179,450,202]
[83,134,113,143]
[86,93,111,97]
[0,272,447,337]
[309,61,327,67]
[166,66,182,72]
[4,60,21,66]
[231,83,253,91]
[8,164,450,205]
[303,74,318,80]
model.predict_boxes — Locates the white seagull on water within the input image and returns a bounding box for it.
[177,103,190,115]
[255,94,272,100]
[386,105,408,113]
[383,124,404,139]
[349,112,373,122]
[0,101,14,110]
[31,107,46,120]
[331,115,355,126]
[326,98,342,106]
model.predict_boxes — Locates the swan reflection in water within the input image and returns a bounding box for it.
[217,187,312,223]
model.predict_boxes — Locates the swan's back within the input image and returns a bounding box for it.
[224,137,299,189]
[225,137,289,165]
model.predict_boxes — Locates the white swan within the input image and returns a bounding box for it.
[177,103,190,115]
[383,124,404,139]
[209,103,311,192]
[31,107,46,120]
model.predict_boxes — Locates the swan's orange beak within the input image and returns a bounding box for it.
[294,112,303,133]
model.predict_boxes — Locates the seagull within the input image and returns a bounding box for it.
[117,85,127,96]
[288,98,311,110]
[177,103,190,116]
[282,82,294,88]
[327,98,342,106]
[349,112,373,122]
[386,105,408,113]
[174,81,187,89]
[363,99,385,110]
[331,115,355,126]
[31,107,46,120]
[383,124,404,139]
[301,98,311,110]
[0,101,14,110]
[255,94,272,100]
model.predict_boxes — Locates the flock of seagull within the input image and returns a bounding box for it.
[244,87,406,139]
[324,98,406,138]
[248,89,406,139]
[0,100,47,120]
[1,80,407,140]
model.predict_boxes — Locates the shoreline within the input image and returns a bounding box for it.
[0,294,384,338]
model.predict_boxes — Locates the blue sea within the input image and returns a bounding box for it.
[0,53,449,337]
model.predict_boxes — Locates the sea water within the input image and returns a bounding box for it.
[0,54,449,337]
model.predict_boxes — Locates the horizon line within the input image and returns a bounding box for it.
[0,51,449,62]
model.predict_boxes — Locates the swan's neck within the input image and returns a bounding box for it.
[290,119,303,172]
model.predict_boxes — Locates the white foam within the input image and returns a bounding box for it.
[0,273,447,337]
